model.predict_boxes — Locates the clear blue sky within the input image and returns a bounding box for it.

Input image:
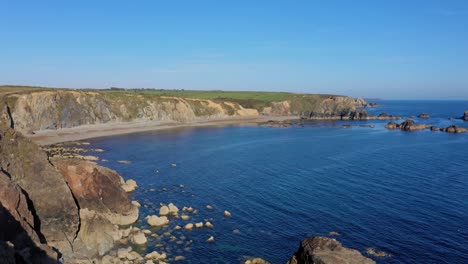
[1,0,467,99]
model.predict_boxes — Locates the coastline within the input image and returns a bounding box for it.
[25,115,299,145]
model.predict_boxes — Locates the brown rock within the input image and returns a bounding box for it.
[287,236,375,264]
[385,122,398,129]
[443,125,467,133]
[54,159,138,225]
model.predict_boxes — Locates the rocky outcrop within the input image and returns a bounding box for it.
[53,159,139,226]
[461,111,468,121]
[418,113,430,119]
[0,125,80,254]
[287,236,375,264]
[399,119,428,131]
[385,119,428,131]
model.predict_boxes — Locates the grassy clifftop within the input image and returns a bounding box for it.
[0,85,364,131]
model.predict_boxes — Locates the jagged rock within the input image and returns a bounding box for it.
[0,126,79,254]
[287,236,375,264]
[418,113,430,119]
[54,159,139,226]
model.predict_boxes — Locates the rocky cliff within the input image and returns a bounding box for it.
[1,88,367,132]
[0,123,140,263]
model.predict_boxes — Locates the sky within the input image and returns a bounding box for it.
[1,0,467,99]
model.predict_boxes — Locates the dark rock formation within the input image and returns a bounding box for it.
[287,236,375,264]
[430,126,440,131]
[418,113,430,119]
[349,110,369,120]
[378,113,388,118]
[0,126,80,254]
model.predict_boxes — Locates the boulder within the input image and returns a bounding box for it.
[287,236,375,264]
[430,126,440,131]
[224,210,232,217]
[385,122,398,129]
[159,205,170,216]
[418,113,430,118]
[54,159,139,226]
[131,232,147,245]
[168,203,179,214]
[147,215,169,227]
[121,179,138,192]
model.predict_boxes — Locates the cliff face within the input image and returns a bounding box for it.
[1,90,366,131]
[0,124,140,262]
[5,91,261,131]
[0,126,80,253]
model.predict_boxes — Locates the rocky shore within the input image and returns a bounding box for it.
[385,117,468,133]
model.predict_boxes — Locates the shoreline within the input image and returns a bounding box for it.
[25,115,299,145]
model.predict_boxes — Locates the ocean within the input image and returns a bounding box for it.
[87,100,468,263]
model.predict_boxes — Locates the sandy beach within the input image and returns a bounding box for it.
[25,115,298,145]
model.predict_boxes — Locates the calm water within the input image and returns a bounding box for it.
[88,101,468,264]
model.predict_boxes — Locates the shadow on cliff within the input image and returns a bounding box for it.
[0,204,58,264]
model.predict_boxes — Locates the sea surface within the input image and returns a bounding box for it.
[88,100,468,264]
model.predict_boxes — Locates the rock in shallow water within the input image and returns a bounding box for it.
[287,236,375,264]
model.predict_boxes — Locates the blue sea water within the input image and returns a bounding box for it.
[88,100,468,264]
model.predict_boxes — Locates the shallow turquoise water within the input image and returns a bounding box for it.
[89,101,468,263]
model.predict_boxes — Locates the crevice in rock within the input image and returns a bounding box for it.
[5,104,14,129]
[18,188,47,244]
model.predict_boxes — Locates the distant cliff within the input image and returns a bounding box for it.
[0,87,367,131]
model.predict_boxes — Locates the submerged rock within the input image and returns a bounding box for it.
[287,236,375,264]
